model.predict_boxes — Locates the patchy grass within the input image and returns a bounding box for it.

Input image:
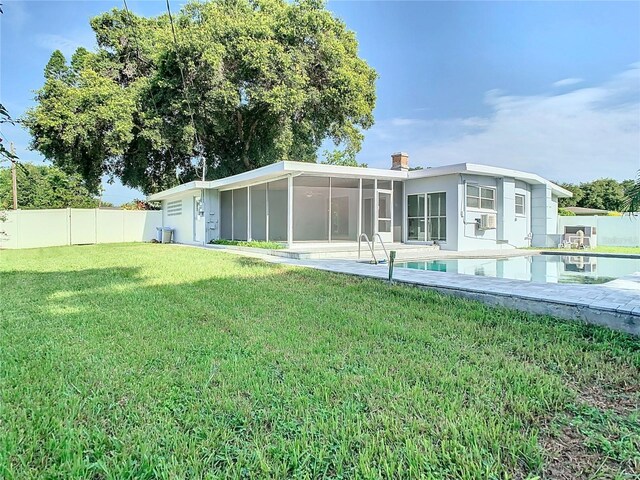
[529,246,640,255]
[210,239,285,249]
[591,246,640,255]
[1,244,638,479]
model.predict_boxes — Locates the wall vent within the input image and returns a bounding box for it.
[167,200,182,216]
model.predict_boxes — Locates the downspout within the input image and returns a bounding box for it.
[201,188,206,246]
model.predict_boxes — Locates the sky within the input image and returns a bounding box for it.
[1,0,639,204]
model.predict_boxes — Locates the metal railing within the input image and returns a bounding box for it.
[358,234,378,264]
[373,233,389,262]
[358,233,389,264]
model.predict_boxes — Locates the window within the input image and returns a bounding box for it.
[378,191,391,233]
[515,194,525,215]
[407,193,446,242]
[466,184,495,210]
[427,192,446,241]
[377,180,392,191]
[167,200,182,216]
[407,194,425,241]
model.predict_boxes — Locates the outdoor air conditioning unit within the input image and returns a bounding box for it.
[478,214,497,230]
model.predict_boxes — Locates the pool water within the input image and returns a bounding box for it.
[395,254,640,284]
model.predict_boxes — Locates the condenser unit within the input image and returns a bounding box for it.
[478,214,497,230]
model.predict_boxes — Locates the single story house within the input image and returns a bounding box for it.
[563,206,611,216]
[148,153,572,251]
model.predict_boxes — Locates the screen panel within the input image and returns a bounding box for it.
[250,184,267,241]
[293,176,329,241]
[330,177,359,241]
[220,190,232,240]
[232,188,248,240]
[267,179,288,242]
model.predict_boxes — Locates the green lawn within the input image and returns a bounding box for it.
[531,246,640,255]
[1,244,638,479]
[591,246,640,255]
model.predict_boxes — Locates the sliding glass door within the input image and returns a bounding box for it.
[427,192,446,242]
[407,192,446,242]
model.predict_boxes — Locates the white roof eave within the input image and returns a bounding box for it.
[148,161,408,199]
[147,181,208,201]
[147,160,572,200]
[407,163,572,198]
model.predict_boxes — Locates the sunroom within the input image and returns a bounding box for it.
[218,168,405,246]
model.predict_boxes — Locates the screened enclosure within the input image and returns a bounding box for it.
[219,175,403,244]
[219,179,288,242]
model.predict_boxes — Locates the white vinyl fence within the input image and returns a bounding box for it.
[558,215,640,247]
[0,208,163,249]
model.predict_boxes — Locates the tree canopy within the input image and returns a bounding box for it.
[0,163,105,209]
[23,0,377,195]
[557,177,635,212]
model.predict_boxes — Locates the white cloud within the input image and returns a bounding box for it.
[390,118,428,127]
[553,77,584,87]
[35,32,95,58]
[361,64,640,182]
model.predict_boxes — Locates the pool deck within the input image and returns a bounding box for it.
[198,244,640,336]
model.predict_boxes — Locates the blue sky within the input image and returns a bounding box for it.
[1,1,639,204]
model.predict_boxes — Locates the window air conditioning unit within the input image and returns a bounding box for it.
[478,214,497,230]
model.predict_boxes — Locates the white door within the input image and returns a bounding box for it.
[376,190,393,243]
[194,195,205,243]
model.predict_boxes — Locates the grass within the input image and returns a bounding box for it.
[1,244,638,479]
[525,246,640,255]
[210,239,285,249]
[590,246,640,255]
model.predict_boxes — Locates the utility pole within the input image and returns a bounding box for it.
[10,142,17,210]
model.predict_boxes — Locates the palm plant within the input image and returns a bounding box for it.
[623,170,640,214]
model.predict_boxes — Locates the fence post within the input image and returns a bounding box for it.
[67,208,72,246]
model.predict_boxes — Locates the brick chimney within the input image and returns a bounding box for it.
[391,152,409,171]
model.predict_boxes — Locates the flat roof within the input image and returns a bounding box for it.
[564,206,610,215]
[407,163,573,197]
[148,161,406,200]
[148,160,572,201]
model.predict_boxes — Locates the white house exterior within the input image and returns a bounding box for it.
[148,153,571,251]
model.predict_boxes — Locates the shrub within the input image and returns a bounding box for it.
[558,208,576,216]
[209,239,284,249]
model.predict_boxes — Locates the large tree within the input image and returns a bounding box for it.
[557,178,633,211]
[0,164,103,209]
[23,0,377,194]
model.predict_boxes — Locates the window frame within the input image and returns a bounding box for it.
[466,184,496,212]
[407,194,425,241]
[406,192,447,243]
[426,192,447,242]
[515,193,526,216]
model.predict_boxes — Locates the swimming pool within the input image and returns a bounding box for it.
[395,254,640,284]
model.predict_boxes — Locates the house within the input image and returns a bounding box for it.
[148,153,572,251]
[563,206,611,216]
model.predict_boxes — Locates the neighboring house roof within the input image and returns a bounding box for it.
[564,206,610,216]
[148,160,572,201]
